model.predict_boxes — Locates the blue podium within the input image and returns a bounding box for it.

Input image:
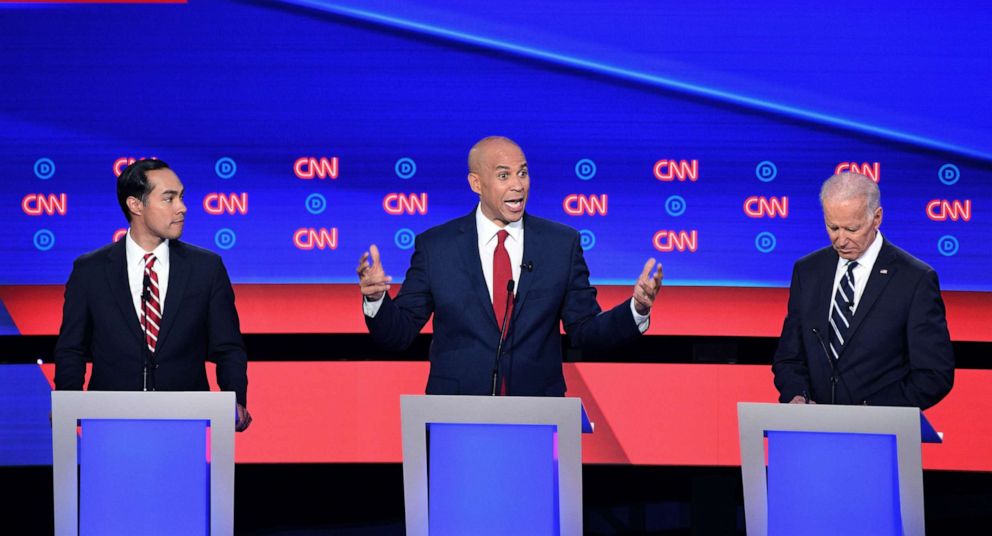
[738,402,941,536]
[400,395,592,536]
[51,391,236,536]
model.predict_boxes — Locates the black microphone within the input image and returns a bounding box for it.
[520,261,534,272]
[141,273,153,392]
[491,279,515,396]
[141,273,151,302]
[811,327,838,404]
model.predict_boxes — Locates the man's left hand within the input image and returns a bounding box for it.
[632,258,664,316]
[236,403,253,432]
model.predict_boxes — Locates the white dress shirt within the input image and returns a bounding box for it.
[829,230,884,319]
[125,230,171,322]
[366,204,649,332]
[475,205,523,302]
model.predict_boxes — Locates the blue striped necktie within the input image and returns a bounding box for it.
[828,261,858,359]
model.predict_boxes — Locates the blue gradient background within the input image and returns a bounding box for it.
[2,1,989,289]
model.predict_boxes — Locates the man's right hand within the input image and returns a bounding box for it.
[357,244,392,301]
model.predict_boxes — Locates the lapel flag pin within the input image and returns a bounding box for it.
[880,269,888,274]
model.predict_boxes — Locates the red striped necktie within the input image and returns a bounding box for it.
[141,253,163,353]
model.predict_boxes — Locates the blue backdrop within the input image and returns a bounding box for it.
[3,1,989,289]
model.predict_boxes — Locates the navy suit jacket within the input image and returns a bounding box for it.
[54,239,249,406]
[366,211,642,396]
[772,238,954,409]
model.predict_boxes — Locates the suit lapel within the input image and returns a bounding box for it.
[512,213,537,317]
[841,240,896,356]
[155,240,190,354]
[104,240,144,343]
[811,250,838,337]
[456,213,498,329]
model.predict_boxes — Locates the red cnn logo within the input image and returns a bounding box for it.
[744,196,789,218]
[383,193,428,215]
[926,199,972,222]
[653,160,698,181]
[203,193,249,215]
[22,194,67,216]
[113,229,128,242]
[294,157,339,179]
[113,157,156,177]
[294,228,339,250]
[835,162,880,182]
[563,194,608,216]
[653,230,698,252]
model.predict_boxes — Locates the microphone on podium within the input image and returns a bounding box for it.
[491,279,515,396]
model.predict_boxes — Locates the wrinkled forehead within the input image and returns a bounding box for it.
[823,196,870,222]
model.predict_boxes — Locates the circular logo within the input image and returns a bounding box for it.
[664,195,687,217]
[34,158,56,180]
[395,157,417,179]
[755,231,777,253]
[214,228,237,250]
[575,159,597,180]
[215,157,237,179]
[305,193,327,215]
[579,229,596,251]
[755,161,777,182]
[394,228,416,250]
[937,235,959,257]
[937,163,960,186]
[33,229,55,251]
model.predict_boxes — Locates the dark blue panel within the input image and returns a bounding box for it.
[767,430,901,536]
[80,419,209,536]
[428,423,558,536]
[0,365,53,466]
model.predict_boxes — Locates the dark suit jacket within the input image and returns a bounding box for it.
[366,211,642,396]
[54,239,249,406]
[772,238,954,409]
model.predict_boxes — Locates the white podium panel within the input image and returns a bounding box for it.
[51,391,235,536]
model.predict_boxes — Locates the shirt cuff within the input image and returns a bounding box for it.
[363,295,384,318]
[630,300,650,334]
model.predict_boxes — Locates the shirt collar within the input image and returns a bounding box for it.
[125,229,170,268]
[475,203,523,245]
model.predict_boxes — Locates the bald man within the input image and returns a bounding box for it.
[358,136,663,396]
[772,172,953,409]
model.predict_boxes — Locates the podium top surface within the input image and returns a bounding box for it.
[400,395,593,433]
[737,402,941,444]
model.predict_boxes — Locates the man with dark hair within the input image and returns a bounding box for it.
[55,159,251,430]
[772,172,954,409]
[115,158,170,221]
[358,136,663,396]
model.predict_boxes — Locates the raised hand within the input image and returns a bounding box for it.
[357,244,392,301]
[632,258,663,316]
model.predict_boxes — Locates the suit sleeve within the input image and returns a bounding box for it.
[772,264,811,402]
[863,270,954,409]
[365,235,435,351]
[54,259,90,391]
[207,259,249,407]
[560,233,640,351]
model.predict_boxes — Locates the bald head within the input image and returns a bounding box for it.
[466,135,529,227]
[468,136,524,173]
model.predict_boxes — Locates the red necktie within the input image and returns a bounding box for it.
[141,253,162,354]
[492,230,513,331]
